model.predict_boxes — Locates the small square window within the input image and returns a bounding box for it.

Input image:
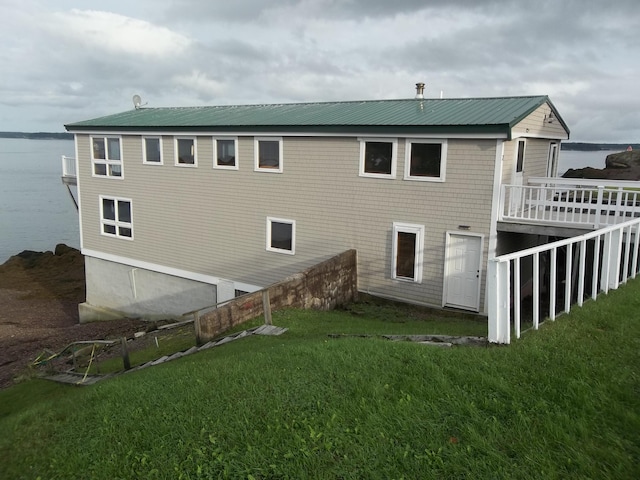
[359,138,397,178]
[267,217,295,254]
[143,137,163,164]
[100,196,133,239]
[214,137,238,169]
[175,137,197,166]
[255,137,283,173]
[91,136,122,178]
[404,139,447,182]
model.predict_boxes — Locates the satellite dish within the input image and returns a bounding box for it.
[132,94,142,109]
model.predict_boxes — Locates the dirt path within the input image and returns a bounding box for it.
[0,245,146,388]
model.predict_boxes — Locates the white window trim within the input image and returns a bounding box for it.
[515,138,526,174]
[358,137,398,179]
[254,137,283,173]
[91,135,123,179]
[213,136,239,170]
[99,195,133,240]
[142,136,163,165]
[266,217,295,255]
[174,137,198,167]
[391,222,424,283]
[403,139,448,182]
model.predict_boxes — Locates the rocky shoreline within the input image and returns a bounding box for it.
[0,245,145,388]
[563,149,640,181]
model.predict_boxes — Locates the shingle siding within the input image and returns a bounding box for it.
[78,134,497,309]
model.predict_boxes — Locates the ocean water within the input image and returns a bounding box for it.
[0,138,78,263]
[0,139,626,264]
[558,149,619,175]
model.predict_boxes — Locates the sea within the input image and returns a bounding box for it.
[0,138,78,264]
[0,138,624,264]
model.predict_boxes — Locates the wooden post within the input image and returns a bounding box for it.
[262,290,272,326]
[121,337,131,371]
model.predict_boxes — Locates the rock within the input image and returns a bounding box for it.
[54,244,76,256]
[605,150,640,169]
[563,150,640,181]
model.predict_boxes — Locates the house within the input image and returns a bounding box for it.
[63,85,572,323]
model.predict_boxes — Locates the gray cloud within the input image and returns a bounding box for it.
[0,0,637,142]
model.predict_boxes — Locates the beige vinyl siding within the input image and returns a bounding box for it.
[512,103,569,140]
[77,134,497,309]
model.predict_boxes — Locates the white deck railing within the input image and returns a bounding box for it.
[488,217,640,344]
[500,178,640,228]
[61,155,76,179]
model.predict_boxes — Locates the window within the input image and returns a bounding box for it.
[175,137,197,166]
[392,222,424,282]
[267,217,295,254]
[255,137,283,172]
[214,137,238,169]
[143,137,163,164]
[100,196,133,239]
[516,139,526,173]
[404,139,447,181]
[359,138,397,178]
[91,136,122,177]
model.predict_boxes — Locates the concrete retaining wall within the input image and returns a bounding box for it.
[194,250,358,344]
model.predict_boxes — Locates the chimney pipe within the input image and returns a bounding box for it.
[415,82,425,99]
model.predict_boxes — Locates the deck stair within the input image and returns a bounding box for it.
[40,324,288,385]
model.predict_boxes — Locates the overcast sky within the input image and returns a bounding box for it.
[0,0,638,142]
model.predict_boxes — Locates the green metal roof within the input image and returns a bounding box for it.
[65,95,569,138]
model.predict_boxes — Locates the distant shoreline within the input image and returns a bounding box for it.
[0,132,636,150]
[562,142,638,151]
[0,132,73,140]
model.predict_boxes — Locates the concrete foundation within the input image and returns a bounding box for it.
[81,256,221,322]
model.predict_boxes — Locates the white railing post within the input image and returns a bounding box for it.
[577,239,586,307]
[514,259,521,339]
[632,222,640,278]
[499,185,507,221]
[595,186,604,227]
[549,248,557,321]
[565,243,572,314]
[488,259,510,344]
[533,252,540,330]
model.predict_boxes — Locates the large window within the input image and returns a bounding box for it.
[404,139,447,181]
[392,222,424,282]
[92,136,122,177]
[359,138,397,178]
[267,217,295,254]
[214,137,238,169]
[100,196,133,239]
[255,137,283,172]
[143,137,163,164]
[175,137,197,166]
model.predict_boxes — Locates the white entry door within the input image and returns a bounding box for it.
[444,233,483,311]
[509,139,526,213]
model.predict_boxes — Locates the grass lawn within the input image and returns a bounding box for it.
[1,289,639,479]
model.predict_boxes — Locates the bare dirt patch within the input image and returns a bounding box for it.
[0,245,147,388]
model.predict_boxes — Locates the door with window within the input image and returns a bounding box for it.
[443,233,483,311]
[509,139,526,213]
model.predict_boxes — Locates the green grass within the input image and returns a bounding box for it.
[1,289,639,479]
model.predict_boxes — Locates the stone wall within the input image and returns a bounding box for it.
[194,250,358,344]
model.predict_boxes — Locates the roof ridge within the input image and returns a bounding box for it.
[140,95,548,111]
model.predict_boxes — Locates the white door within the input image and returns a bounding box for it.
[509,139,526,213]
[444,233,483,311]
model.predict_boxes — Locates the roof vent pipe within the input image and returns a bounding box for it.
[415,82,425,99]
